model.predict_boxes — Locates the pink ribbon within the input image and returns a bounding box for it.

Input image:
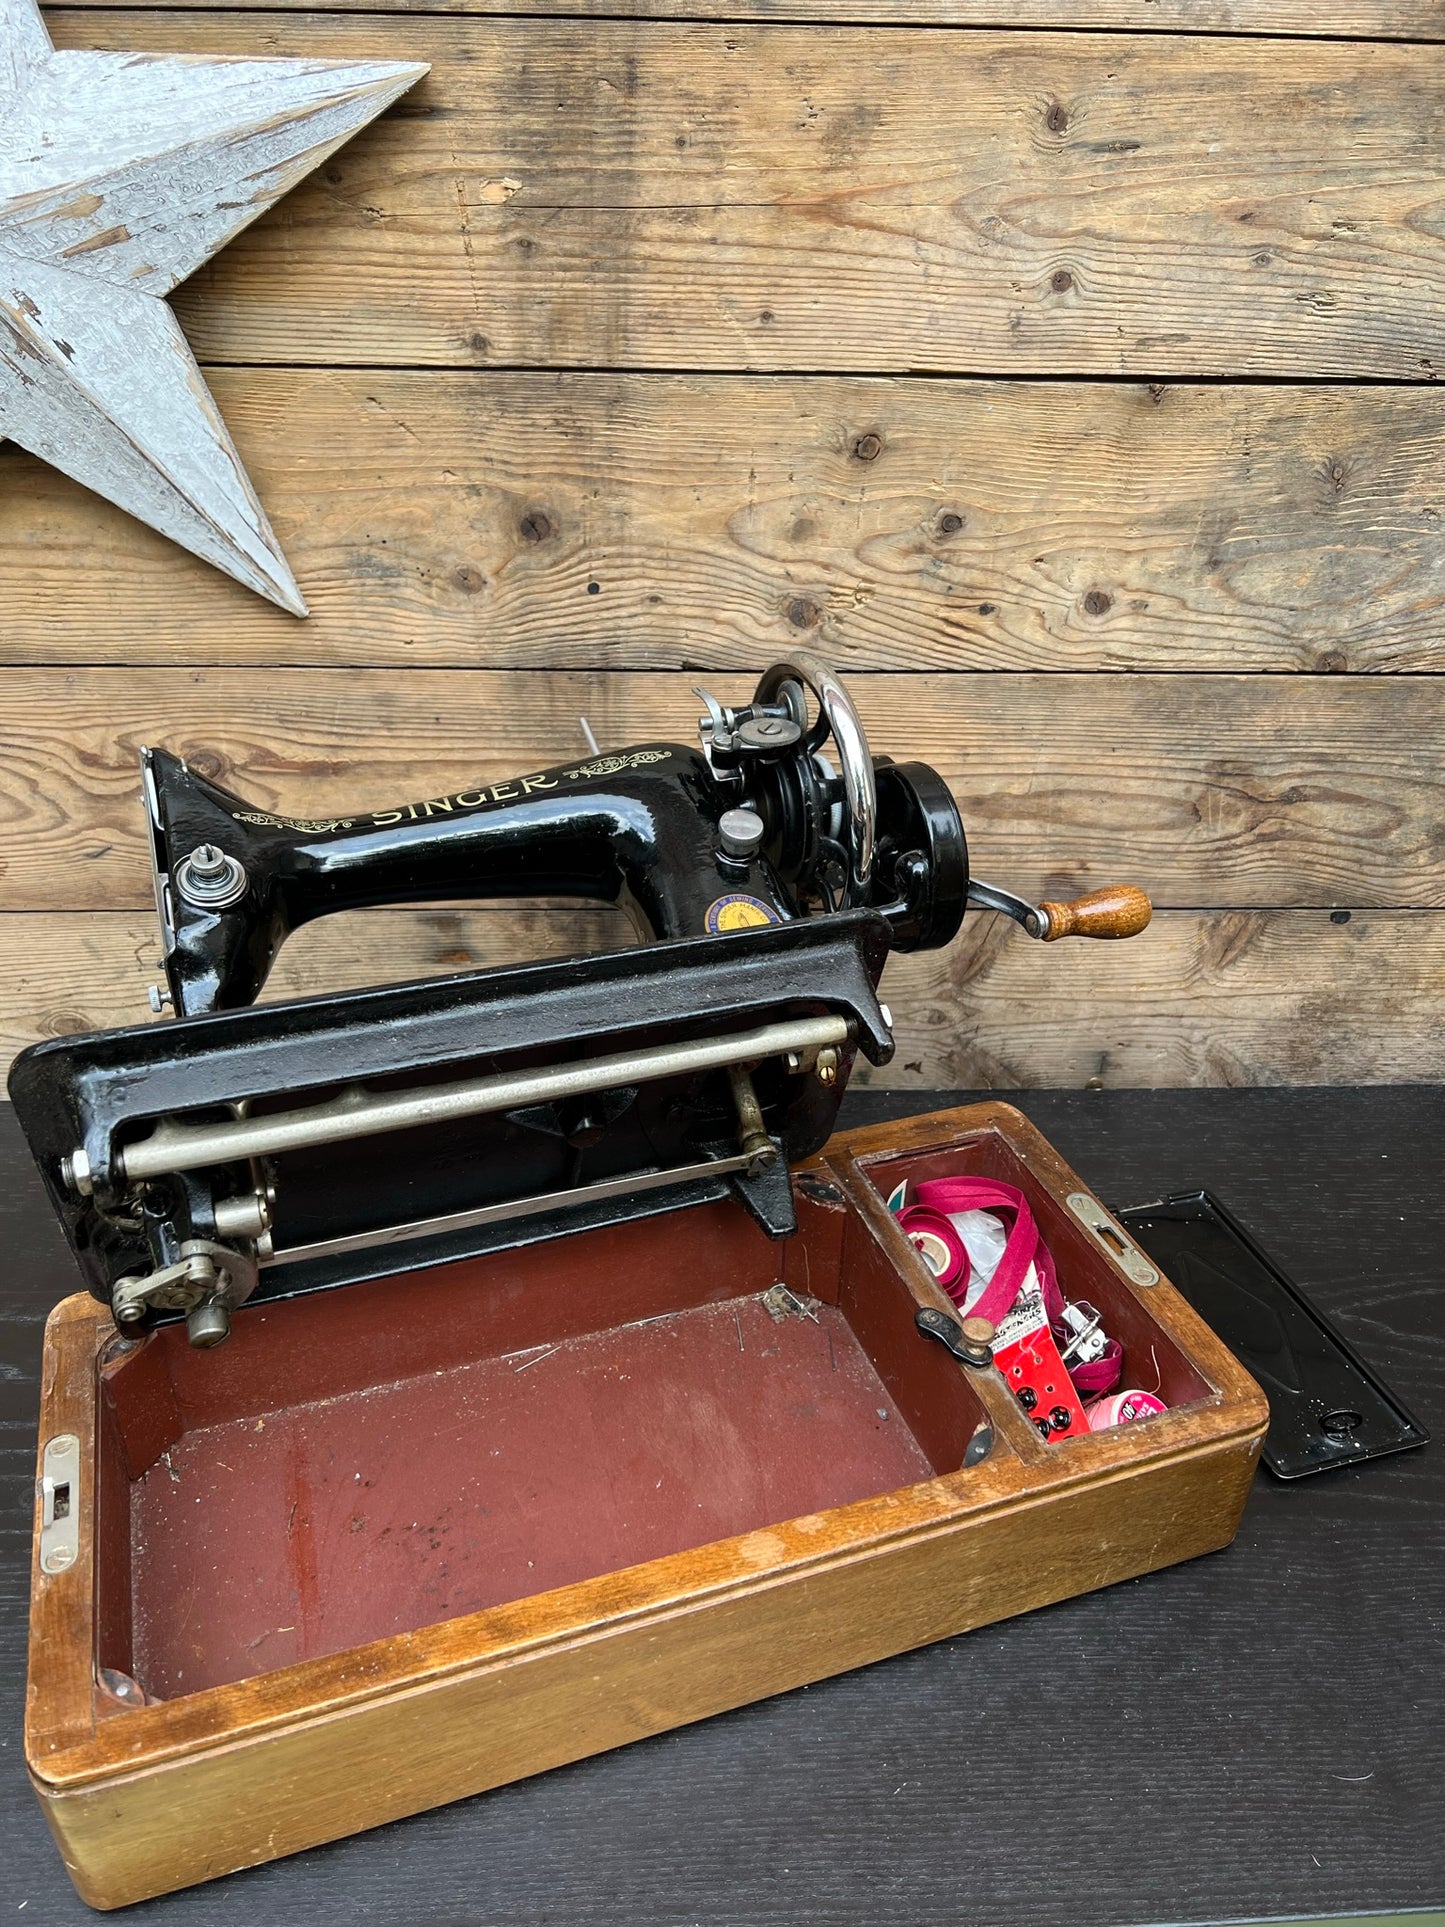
[900,1177,1123,1399]
[894,1204,970,1295]
[911,1177,1061,1329]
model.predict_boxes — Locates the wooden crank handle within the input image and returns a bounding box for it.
[1037,884,1152,942]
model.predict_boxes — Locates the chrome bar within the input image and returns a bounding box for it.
[265,1151,756,1269]
[110,1013,850,1183]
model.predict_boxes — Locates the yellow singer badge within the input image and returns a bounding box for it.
[705,893,782,934]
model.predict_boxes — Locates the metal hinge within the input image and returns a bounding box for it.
[1066,1192,1159,1287]
[38,1432,81,1576]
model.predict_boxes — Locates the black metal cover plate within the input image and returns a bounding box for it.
[1117,1188,1429,1478]
[8,913,893,1308]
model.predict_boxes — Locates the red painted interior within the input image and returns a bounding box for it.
[97,1192,984,1701]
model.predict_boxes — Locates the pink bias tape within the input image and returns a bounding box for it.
[895,1205,971,1298]
[912,1177,1061,1331]
[897,1176,1126,1401]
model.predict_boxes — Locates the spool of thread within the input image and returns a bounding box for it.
[1087,1389,1168,1431]
[896,1204,970,1298]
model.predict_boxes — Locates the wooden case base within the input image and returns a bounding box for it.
[26,1104,1267,1909]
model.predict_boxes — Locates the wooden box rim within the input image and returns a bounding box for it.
[27,1100,1268,1794]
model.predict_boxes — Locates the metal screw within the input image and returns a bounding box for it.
[737,715,802,751]
[814,1046,840,1087]
[99,1668,147,1706]
[44,1544,75,1573]
[148,983,172,1013]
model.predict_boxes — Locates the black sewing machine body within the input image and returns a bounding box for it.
[8,654,1150,1349]
[144,734,966,1017]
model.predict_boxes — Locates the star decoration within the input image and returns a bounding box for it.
[0,0,426,614]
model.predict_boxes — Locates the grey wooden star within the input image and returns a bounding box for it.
[0,0,425,614]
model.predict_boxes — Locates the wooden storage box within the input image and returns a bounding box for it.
[27,1102,1267,1909]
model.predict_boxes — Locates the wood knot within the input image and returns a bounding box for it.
[519,511,553,543]
[454,566,487,594]
[787,597,821,629]
[1083,589,1112,616]
[1050,269,1074,294]
[852,431,884,462]
[1045,100,1069,134]
[42,1009,92,1039]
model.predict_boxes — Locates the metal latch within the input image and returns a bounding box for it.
[38,1432,81,1576]
[1066,1192,1159,1287]
[914,1306,994,1368]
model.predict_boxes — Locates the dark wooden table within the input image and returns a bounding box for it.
[2,1089,1441,1927]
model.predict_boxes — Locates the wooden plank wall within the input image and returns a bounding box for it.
[3,1,1442,1086]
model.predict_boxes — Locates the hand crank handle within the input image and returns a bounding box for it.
[1036,884,1152,941]
[967,877,1152,942]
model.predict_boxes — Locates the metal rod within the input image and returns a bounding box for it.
[110,1013,851,1183]
[727,1065,775,1177]
[266,1151,755,1269]
[966,877,1045,939]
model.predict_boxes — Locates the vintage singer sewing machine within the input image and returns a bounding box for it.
[12,655,1266,1908]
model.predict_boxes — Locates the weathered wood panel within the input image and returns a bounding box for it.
[5,375,1442,673]
[52,0,1445,36]
[8,9,1442,1095]
[46,15,1445,376]
[0,2,427,617]
[1,667,1439,909]
[1,908,1435,1087]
